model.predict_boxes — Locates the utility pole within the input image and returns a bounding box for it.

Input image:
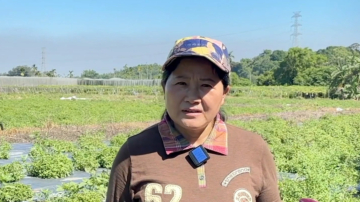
[291,12,302,47]
[42,47,46,74]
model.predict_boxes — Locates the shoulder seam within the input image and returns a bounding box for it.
[125,140,133,198]
[259,138,266,193]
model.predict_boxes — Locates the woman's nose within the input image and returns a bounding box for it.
[185,87,201,103]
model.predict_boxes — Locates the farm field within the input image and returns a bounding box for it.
[1,85,360,201]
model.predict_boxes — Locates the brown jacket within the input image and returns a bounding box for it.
[106,122,281,202]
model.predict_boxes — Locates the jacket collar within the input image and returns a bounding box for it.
[158,112,228,155]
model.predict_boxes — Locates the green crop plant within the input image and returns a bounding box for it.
[26,145,74,179]
[97,146,119,169]
[0,183,34,202]
[0,138,11,159]
[0,161,26,183]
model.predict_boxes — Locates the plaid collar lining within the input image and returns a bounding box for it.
[158,112,228,155]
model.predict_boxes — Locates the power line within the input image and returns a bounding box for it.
[42,47,46,72]
[110,22,292,48]
[291,11,302,47]
[48,30,292,66]
[42,23,292,64]
[35,22,293,72]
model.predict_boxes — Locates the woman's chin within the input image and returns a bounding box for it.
[179,119,207,130]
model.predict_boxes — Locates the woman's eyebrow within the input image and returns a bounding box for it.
[174,76,216,83]
[200,78,216,83]
[174,75,188,79]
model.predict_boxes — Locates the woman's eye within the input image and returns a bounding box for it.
[176,82,186,85]
[202,84,213,88]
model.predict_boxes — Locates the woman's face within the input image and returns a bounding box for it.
[164,57,230,132]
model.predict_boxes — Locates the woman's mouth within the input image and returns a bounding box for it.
[182,109,202,115]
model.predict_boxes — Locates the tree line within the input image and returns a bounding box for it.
[1,43,359,99]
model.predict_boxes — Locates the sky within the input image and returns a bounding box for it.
[0,0,359,76]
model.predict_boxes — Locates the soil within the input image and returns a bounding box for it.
[1,107,360,143]
[229,107,360,122]
[0,121,157,143]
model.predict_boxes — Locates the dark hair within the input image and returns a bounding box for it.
[160,56,230,122]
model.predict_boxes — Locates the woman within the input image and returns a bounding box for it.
[106,36,282,202]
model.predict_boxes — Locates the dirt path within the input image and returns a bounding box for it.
[229,107,360,122]
[0,121,157,143]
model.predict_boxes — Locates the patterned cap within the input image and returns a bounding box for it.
[162,36,231,73]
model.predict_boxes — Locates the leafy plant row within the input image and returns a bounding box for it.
[0,130,138,202]
[0,138,11,159]
[230,113,360,201]
[0,171,110,202]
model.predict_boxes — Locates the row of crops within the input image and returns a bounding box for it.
[0,130,138,202]
[228,113,360,201]
[0,85,330,99]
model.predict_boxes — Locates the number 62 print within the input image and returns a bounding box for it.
[144,183,182,202]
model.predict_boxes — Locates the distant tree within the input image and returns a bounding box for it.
[329,44,360,100]
[81,69,100,79]
[115,63,162,79]
[270,50,287,61]
[68,71,74,78]
[257,71,277,86]
[98,73,113,79]
[317,46,356,68]
[294,66,333,86]
[32,64,42,76]
[228,51,235,67]
[7,66,34,77]
[232,58,252,79]
[252,50,278,75]
[44,69,58,77]
[349,43,360,52]
[230,73,241,86]
[274,47,327,85]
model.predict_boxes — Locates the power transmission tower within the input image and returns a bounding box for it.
[42,47,46,74]
[291,11,302,47]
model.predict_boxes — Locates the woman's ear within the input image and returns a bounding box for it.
[221,85,231,105]
[161,85,165,100]
[224,85,231,96]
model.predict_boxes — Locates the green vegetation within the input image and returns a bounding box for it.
[27,148,74,179]
[0,162,26,183]
[1,88,360,131]
[0,183,34,202]
[229,114,360,201]
[2,103,360,201]
[0,131,132,202]
[0,170,110,202]
[0,85,328,97]
[0,92,164,130]
[0,84,360,201]
[0,138,12,159]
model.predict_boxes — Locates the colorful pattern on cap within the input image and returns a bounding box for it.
[158,112,228,156]
[163,36,231,73]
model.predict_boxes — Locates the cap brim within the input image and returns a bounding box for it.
[162,52,229,73]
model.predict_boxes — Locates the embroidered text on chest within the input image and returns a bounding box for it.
[221,167,251,187]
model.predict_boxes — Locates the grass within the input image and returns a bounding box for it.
[0,92,359,130]
[0,94,163,129]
